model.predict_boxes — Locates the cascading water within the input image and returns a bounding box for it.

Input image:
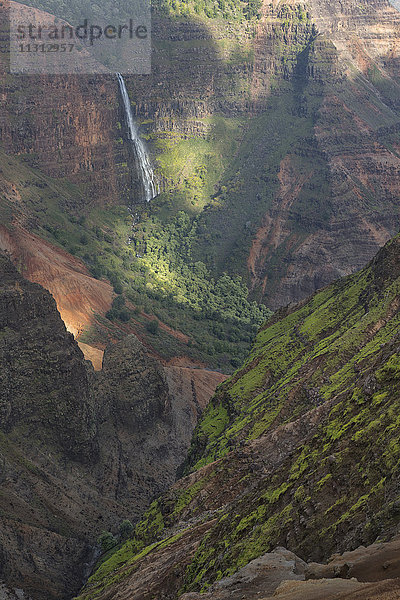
[117,73,158,203]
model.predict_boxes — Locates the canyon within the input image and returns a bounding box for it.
[77,231,400,600]
[0,0,400,598]
[0,0,399,315]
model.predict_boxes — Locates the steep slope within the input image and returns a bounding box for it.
[77,233,400,600]
[2,0,400,317]
[0,253,98,460]
[214,0,400,307]
[0,3,129,207]
[0,255,219,600]
[0,135,268,371]
[119,0,400,308]
[0,148,252,371]
[0,224,113,337]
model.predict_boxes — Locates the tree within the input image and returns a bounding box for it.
[90,264,103,279]
[112,295,125,310]
[119,519,134,540]
[97,531,117,553]
[106,309,117,321]
[110,276,123,294]
[118,308,131,323]
[146,320,159,335]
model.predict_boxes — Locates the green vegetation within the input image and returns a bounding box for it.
[0,0,323,370]
[17,0,146,25]
[0,148,270,371]
[78,234,400,599]
[171,475,212,518]
[144,22,321,286]
[18,0,262,24]
[184,247,400,467]
[79,202,271,370]
[5,0,400,597]
[153,0,262,20]
[146,319,159,335]
[119,520,134,540]
[97,531,117,553]
[76,500,171,600]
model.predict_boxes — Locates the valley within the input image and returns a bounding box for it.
[0,0,400,598]
[76,232,400,600]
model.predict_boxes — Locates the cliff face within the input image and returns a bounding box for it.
[0,254,97,460]
[0,256,218,600]
[0,223,114,338]
[92,335,216,509]
[0,0,133,207]
[2,0,400,309]
[111,0,400,309]
[0,75,121,208]
[224,0,400,308]
[78,232,400,600]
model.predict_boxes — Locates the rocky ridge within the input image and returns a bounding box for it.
[0,254,220,600]
[179,537,400,600]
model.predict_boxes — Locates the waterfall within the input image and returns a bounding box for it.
[117,73,158,203]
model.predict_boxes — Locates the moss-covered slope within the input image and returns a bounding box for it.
[77,233,400,600]
[185,234,400,470]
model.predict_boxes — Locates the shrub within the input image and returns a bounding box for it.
[106,309,117,321]
[97,531,117,553]
[119,519,134,540]
[146,320,159,335]
[112,295,125,310]
[90,264,103,279]
[118,308,131,323]
[112,280,124,295]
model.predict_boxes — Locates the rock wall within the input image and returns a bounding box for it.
[0,253,97,460]
[0,0,133,207]
[245,0,400,308]
[0,256,218,599]
[1,0,400,307]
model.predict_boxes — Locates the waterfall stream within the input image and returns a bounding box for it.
[117,73,158,203]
